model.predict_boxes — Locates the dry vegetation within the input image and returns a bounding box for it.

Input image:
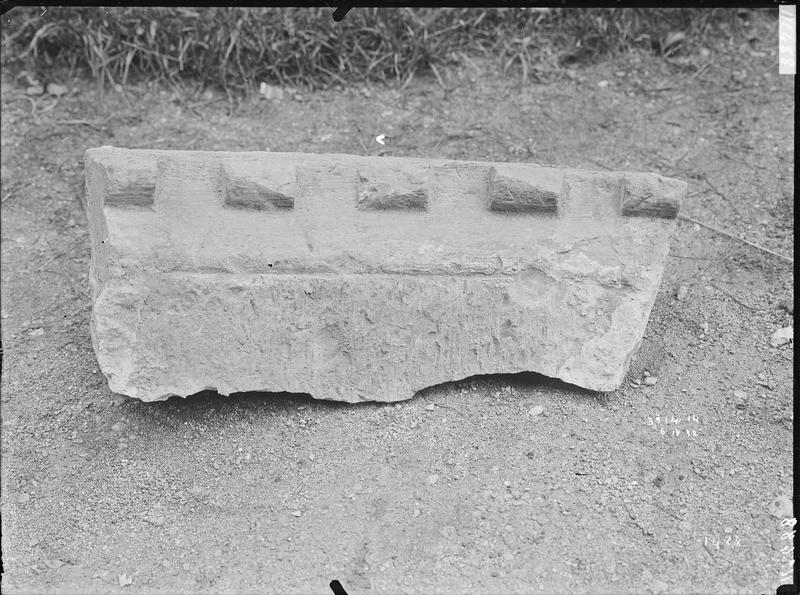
[1,7,767,91]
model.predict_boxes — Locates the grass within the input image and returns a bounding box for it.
[1,7,770,91]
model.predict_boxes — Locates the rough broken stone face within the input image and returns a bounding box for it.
[85,147,686,402]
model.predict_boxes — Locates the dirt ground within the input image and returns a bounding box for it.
[1,14,794,595]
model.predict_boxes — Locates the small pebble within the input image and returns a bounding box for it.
[768,494,792,518]
[425,404,435,411]
[598,80,609,88]
[770,326,793,348]
[291,510,302,517]
[46,82,68,96]
[643,377,658,386]
[427,474,439,485]
[529,405,544,416]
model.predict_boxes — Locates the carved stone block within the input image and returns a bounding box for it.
[85,147,686,402]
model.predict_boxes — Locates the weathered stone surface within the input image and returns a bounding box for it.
[356,163,428,210]
[221,159,297,211]
[96,151,157,207]
[488,164,559,213]
[85,147,686,402]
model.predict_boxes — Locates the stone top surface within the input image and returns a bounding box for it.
[85,147,686,279]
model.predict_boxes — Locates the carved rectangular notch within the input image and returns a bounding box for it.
[489,167,558,214]
[222,161,297,211]
[356,169,428,210]
[102,153,157,207]
[621,174,684,219]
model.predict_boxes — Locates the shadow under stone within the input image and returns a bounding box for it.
[113,369,609,423]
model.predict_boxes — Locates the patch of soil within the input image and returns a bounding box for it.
[1,13,793,594]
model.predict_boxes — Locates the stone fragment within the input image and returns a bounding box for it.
[85,147,686,402]
[528,406,544,416]
[768,494,793,518]
[770,326,793,348]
